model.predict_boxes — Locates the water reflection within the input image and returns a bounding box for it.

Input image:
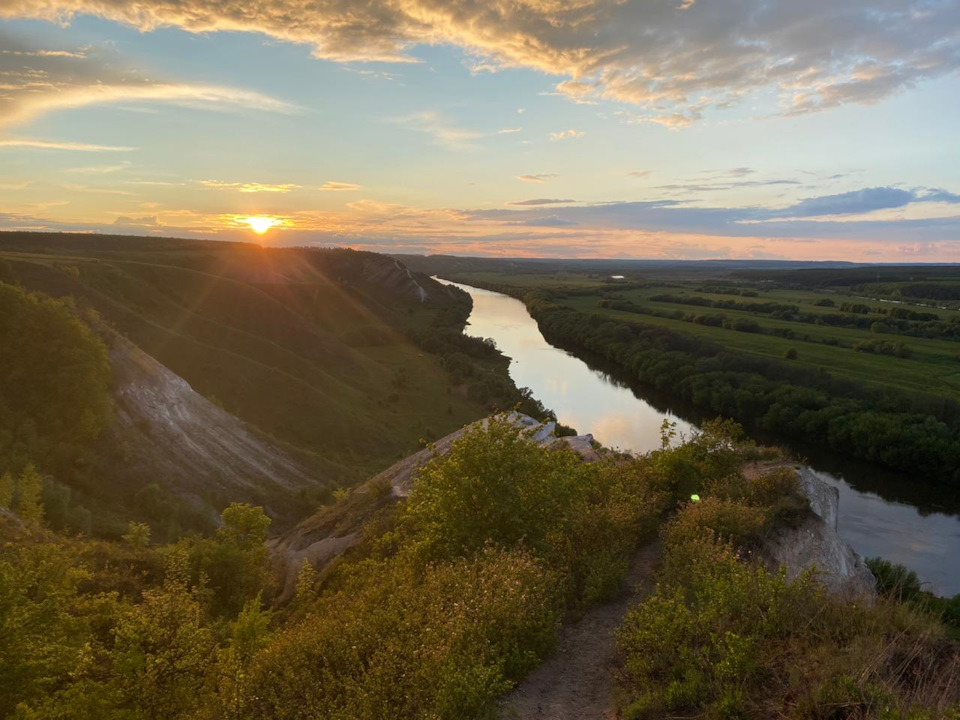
[441,279,960,596]
[450,282,694,454]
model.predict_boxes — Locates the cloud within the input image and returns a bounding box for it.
[628,170,652,178]
[498,127,522,134]
[65,161,132,174]
[201,180,300,193]
[4,0,958,125]
[517,174,556,184]
[772,187,919,217]
[707,168,755,179]
[762,186,960,218]
[395,111,483,150]
[0,138,133,151]
[5,181,960,261]
[0,47,88,58]
[319,181,361,191]
[0,32,297,130]
[507,198,576,206]
[549,129,585,141]
[113,216,158,226]
[919,188,960,204]
[656,178,803,193]
[504,216,579,227]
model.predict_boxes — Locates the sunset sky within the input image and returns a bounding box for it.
[1,1,959,261]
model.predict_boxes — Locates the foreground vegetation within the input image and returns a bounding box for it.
[617,441,960,718]
[3,418,957,719]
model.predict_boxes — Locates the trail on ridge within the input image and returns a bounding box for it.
[499,540,662,720]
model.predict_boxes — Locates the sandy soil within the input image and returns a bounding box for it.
[499,540,662,720]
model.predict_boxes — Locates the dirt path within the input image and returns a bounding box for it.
[499,540,662,720]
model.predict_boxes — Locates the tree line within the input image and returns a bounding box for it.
[462,281,960,485]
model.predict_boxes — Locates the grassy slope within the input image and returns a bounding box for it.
[443,270,960,398]
[0,234,496,488]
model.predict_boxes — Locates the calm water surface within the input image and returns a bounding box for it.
[441,280,960,596]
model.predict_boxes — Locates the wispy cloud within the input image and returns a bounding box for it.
[0,37,299,130]
[628,170,652,178]
[113,216,158,226]
[549,129,585,141]
[508,198,577,206]
[767,186,960,218]
[517,174,557,184]
[0,45,89,57]
[396,111,483,150]
[65,161,132,174]
[0,138,134,152]
[319,181,361,191]
[200,180,301,193]
[498,127,522,134]
[2,83,298,129]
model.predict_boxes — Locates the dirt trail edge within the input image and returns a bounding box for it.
[499,540,662,720]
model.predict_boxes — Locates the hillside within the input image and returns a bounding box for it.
[0,232,534,534]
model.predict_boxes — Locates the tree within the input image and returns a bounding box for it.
[15,464,44,525]
[217,503,271,550]
[401,417,591,560]
[293,559,318,610]
[199,504,272,616]
[0,472,12,509]
[122,522,152,549]
[111,579,216,720]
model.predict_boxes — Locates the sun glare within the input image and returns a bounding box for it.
[245,216,279,234]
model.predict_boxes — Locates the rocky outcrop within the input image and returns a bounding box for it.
[100,337,324,524]
[761,466,875,597]
[270,414,600,598]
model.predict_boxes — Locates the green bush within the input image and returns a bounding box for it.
[399,417,593,560]
[867,557,923,602]
[240,547,561,720]
[0,282,111,479]
[618,472,960,720]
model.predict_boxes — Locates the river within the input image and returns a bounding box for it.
[440,279,960,596]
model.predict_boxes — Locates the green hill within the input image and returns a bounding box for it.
[0,233,528,534]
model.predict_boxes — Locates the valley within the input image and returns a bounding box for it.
[1,235,959,720]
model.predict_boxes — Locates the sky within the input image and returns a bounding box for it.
[0,0,959,261]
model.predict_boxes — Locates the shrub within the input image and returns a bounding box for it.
[662,498,767,553]
[239,547,562,720]
[400,417,592,561]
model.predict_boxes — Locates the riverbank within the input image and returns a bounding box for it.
[437,278,960,596]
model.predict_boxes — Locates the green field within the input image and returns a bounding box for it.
[443,270,960,398]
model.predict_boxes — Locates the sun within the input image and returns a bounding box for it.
[244,216,279,234]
